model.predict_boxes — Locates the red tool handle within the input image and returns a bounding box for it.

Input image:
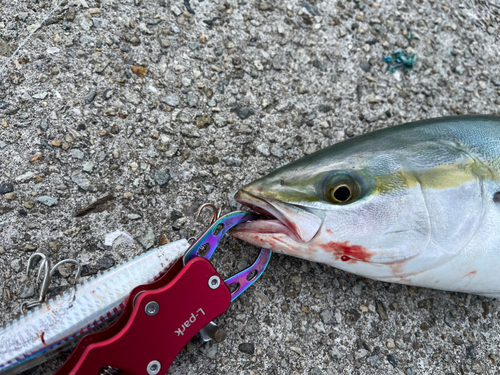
[55,257,231,375]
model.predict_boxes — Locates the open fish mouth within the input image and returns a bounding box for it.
[232,190,322,244]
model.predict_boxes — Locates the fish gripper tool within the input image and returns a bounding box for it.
[54,211,271,375]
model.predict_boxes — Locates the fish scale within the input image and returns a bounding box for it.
[0,239,189,375]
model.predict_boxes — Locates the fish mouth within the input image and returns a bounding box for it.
[232,190,322,244]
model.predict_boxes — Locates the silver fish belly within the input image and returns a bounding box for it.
[0,239,188,374]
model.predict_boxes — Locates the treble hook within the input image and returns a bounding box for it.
[187,203,222,244]
[21,253,82,313]
[195,203,222,226]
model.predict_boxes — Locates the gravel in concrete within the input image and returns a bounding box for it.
[1,0,500,374]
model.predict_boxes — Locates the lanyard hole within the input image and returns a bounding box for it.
[246,270,258,282]
[228,283,240,294]
[213,223,224,236]
[198,243,210,257]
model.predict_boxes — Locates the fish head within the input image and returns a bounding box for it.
[233,128,485,278]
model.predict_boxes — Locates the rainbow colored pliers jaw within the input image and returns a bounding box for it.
[184,211,272,301]
[50,211,271,375]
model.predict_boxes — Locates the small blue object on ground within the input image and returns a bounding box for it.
[383,51,417,72]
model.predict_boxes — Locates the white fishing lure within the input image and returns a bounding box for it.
[0,239,188,374]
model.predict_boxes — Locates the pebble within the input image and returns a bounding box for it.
[282,137,295,150]
[70,149,85,159]
[40,118,49,131]
[139,227,155,249]
[49,241,61,252]
[284,274,302,299]
[387,354,398,368]
[163,95,180,107]
[320,310,335,324]
[180,126,200,138]
[309,369,324,375]
[121,44,131,53]
[171,5,182,16]
[290,346,302,355]
[444,310,455,327]
[159,37,170,49]
[154,170,170,186]
[72,173,90,190]
[196,150,219,165]
[0,183,14,195]
[245,317,259,333]
[367,355,381,368]
[467,345,477,359]
[471,362,482,374]
[345,309,360,325]
[256,143,270,156]
[10,259,21,272]
[129,162,139,172]
[15,172,35,182]
[84,91,96,104]
[360,61,371,72]
[94,60,110,73]
[298,86,309,94]
[21,244,38,251]
[83,162,94,173]
[195,115,211,128]
[4,192,15,200]
[238,343,255,355]
[376,301,388,320]
[187,93,198,107]
[213,114,227,127]
[98,256,115,270]
[0,37,11,57]
[36,196,58,207]
[102,89,113,100]
[270,145,284,158]
[237,107,255,120]
[20,285,36,299]
[352,280,366,295]
[24,201,35,209]
[224,157,242,167]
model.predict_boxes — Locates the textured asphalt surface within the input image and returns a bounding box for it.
[1,0,500,374]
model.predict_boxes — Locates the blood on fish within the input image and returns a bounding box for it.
[464,270,477,278]
[388,261,406,275]
[320,241,374,262]
[41,332,46,345]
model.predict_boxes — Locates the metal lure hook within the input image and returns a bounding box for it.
[21,253,82,313]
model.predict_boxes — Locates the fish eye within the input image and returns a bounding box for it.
[327,177,359,204]
[331,185,352,202]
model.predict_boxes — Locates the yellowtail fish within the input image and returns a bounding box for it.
[232,115,500,297]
